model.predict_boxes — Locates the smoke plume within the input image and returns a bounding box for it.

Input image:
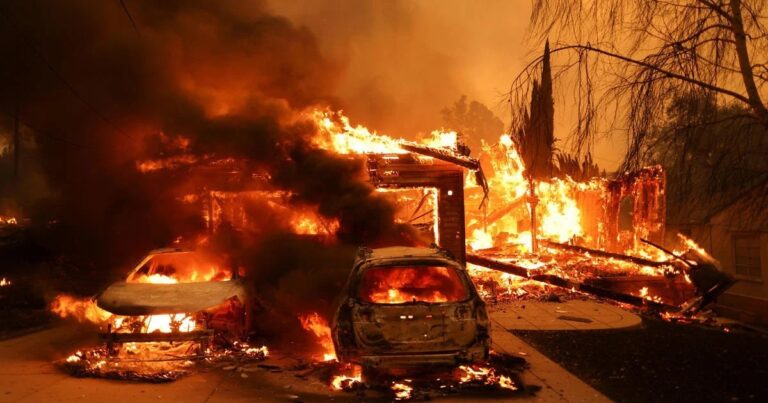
[0,0,414,305]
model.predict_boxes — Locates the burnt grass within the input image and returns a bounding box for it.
[514,317,768,403]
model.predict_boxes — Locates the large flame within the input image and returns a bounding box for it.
[310,110,459,155]
[466,134,604,252]
[307,111,597,254]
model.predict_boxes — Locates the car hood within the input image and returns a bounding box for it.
[96,280,245,316]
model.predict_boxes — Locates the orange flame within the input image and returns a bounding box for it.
[50,294,112,324]
[457,364,518,391]
[359,266,468,304]
[330,364,362,390]
[391,380,414,400]
[298,312,336,361]
[289,213,340,235]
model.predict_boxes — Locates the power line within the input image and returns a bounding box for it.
[118,0,140,36]
[2,111,91,149]
[0,5,135,141]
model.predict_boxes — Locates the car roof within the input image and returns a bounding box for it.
[356,246,459,267]
[147,247,191,255]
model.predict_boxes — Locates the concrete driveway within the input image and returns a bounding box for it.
[0,303,616,402]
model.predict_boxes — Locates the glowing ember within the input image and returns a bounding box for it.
[0,277,10,287]
[298,312,336,361]
[0,216,17,225]
[330,364,362,391]
[457,364,518,391]
[61,345,189,382]
[136,154,198,173]
[498,375,517,390]
[391,380,414,400]
[60,340,269,382]
[235,342,269,358]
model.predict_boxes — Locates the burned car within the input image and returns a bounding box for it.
[332,246,490,374]
[96,248,252,353]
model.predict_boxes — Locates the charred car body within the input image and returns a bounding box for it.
[96,248,252,354]
[332,246,490,372]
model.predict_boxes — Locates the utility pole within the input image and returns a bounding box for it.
[13,103,20,185]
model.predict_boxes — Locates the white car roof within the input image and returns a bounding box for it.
[357,246,460,269]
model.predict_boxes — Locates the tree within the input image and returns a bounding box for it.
[647,90,768,221]
[554,151,604,180]
[518,40,555,180]
[510,0,768,173]
[441,95,504,154]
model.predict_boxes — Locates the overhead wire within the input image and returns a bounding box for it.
[0,4,135,143]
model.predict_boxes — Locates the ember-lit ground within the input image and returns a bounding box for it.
[0,309,609,403]
[3,299,767,402]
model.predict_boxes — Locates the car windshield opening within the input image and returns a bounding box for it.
[357,265,469,304]
[128,252,230,283]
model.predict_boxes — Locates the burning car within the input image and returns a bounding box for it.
[332,246,490,376]
[95,248,252,354]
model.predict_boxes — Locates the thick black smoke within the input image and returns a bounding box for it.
[0,0,415,309]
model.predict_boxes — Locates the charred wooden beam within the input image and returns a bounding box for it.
[100,330,214,343]
[640,238,693,267]
[541,239,672,268]
[399,143,480,170]
[398,143,490,205]
[466,253,530,278]
[467,253,680,311]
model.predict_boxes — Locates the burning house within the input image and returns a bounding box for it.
[38,105,735,392]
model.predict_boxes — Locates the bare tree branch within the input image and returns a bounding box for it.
[520,0,768,171]
[728,0,768,121]
[548,44,753,105]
